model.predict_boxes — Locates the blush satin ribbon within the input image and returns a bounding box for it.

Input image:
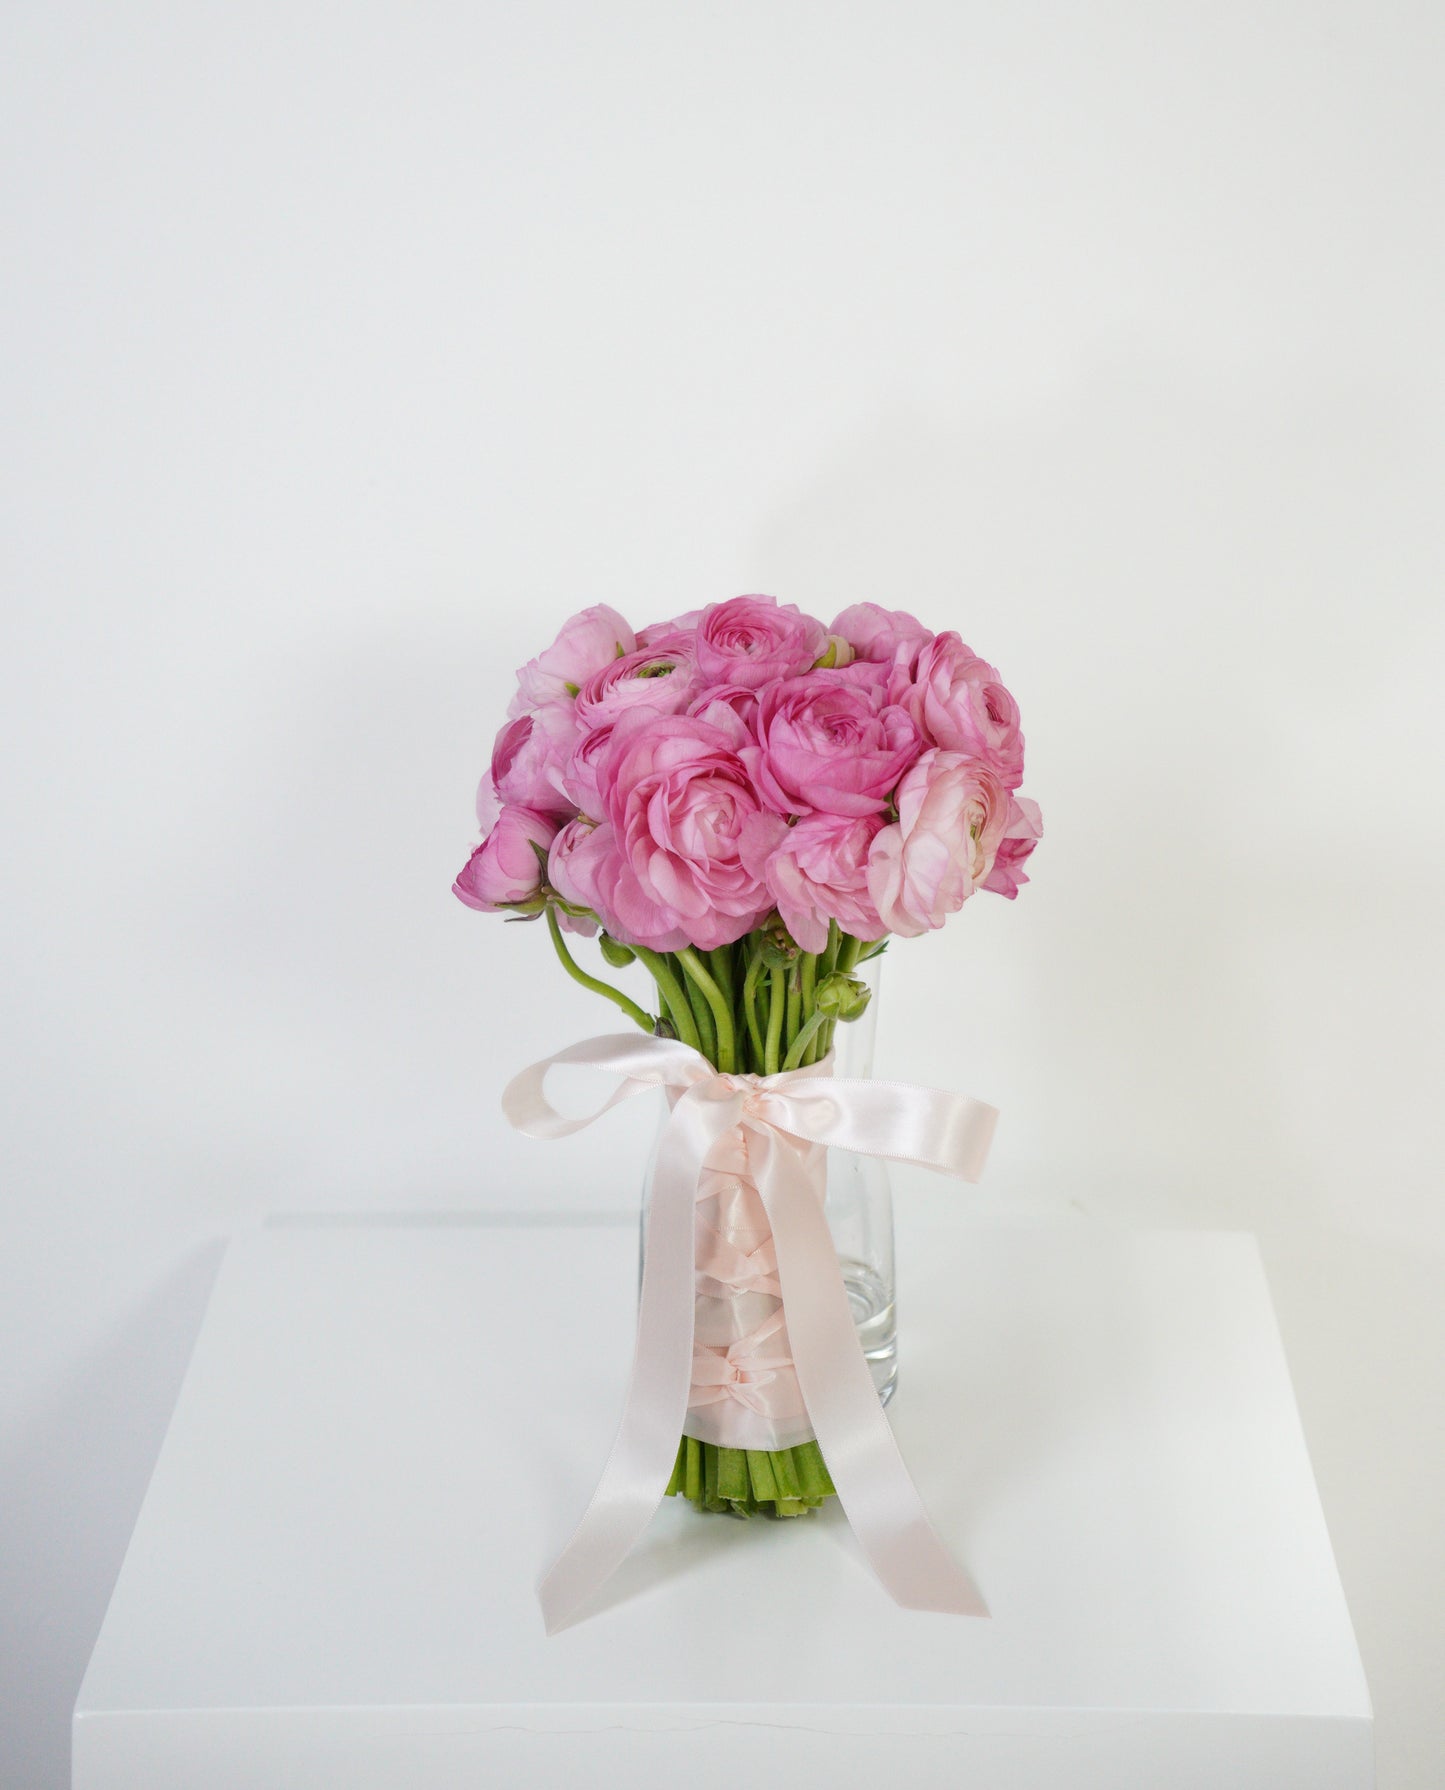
[502,1031,999,1633]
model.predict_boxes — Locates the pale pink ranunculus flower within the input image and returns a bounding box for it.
[509,604,635,715]
[453,806,557,912]
[489,703,579,819]
[636,612,702,648]
[832,602,934,673]
[574,640,699,728]
[867,749,1009,937]
[741,810,886,954]
[908,631,1025,789]
[694,595,828,691]
[744,663,921,818]
[598,712,777,949]
[981,795,1043,899]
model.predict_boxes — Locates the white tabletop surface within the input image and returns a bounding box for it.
[73,1212,1372,1788]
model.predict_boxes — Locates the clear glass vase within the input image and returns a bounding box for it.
[823,952,897,1405]
[640,947,896,1515]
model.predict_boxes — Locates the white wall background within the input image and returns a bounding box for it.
[3,4,1442,1785]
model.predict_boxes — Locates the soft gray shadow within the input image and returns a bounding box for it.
[1261,1228,1445,1790]
[0,1242,225,1790]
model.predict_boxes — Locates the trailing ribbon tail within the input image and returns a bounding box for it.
[503,1032,999,1632]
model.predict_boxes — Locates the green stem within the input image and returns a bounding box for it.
[545,906,652,1031]
[782,1010,827,1072]
[685,964,717,1062]
[632,946,701,1051]
[821,918,841,979]
[764,964,785,1075]
[837,932,864,975]
[785,960,801,1054]
[678,948,735,1071]
[799,951,818,1064]
[710,945,737,1059]
[741,944,766,1070]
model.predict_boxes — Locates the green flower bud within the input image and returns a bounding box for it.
[812,633,856,670]
[598,933,636,969]
[815,971,871,1022]
[759,922,800,967]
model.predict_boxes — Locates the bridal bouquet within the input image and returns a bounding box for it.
[456,595,1040,1623]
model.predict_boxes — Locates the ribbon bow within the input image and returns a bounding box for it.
[503,1032,999,1633]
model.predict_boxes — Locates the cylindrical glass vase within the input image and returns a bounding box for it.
[639,947,896,1515]
[823,952,897,1404]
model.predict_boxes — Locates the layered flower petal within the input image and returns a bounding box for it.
[694,594,827,691]
[744,663,921,818]
[453,807,557,911]
[867,749,1009,936]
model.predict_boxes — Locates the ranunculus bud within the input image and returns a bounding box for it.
[452,806,558,914]
[813,633,856,670]
[814,971,871,1021]
[759,922,800,967]
[598,933,636,968]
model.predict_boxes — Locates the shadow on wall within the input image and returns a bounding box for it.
[0,1242,225,1790]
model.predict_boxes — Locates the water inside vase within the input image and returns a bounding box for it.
[839,1255,898,1405]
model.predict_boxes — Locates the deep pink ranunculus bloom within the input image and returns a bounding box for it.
[744,663,921,818]
[509,603,635,715]
[574,641,698,728]
[453,806,558,911]
[594,712,777,949]
[908,631,1025,789]
[693,595,828,691]
[741,810,886,954]
[867,749,1009,936]
[981,796,1044,899]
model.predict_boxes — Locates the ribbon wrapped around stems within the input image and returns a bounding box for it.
[503,1032,999,1633]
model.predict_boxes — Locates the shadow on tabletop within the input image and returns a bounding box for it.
[0,1242,225,1790]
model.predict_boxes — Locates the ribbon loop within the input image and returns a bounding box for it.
[503,1033,998,1632]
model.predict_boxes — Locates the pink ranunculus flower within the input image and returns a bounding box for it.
[509,603,635,715]
[687,680,761,735]
[559,720,616,820]
[743,663,921,818]
[549,816,691,952]
[636,612,701,647]
[574,640,699,728]
[694,595,828,691]
[832,602,934,673]
[599,712,777,949]
[867,749,1009,937]
[453,806,558,912]
[981,795,1043,899]
[909,631,1025,789]
[741,811,886,954]
[489,703,579,819]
